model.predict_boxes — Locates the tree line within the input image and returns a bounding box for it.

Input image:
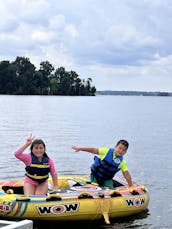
[0,56,96,96]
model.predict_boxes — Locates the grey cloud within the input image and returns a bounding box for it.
[1,0,172,91]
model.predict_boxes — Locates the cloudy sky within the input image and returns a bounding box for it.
[1,0,172,92]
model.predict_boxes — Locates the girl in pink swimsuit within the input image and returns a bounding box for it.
[14,134,58,195]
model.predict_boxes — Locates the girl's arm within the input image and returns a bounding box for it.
[15,134,35,156]
[51,173,58,189]
[49,159,58,189]
[21,134,35,150]
[72,146,99,155]
[14,134,34,165]
[14,147,31,165]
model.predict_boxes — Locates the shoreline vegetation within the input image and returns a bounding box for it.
[0,56,96,96]
[96,90,172,96]
[0,56,171,97]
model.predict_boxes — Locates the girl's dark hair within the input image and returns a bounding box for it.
[30,139,48,158]
[116,139,129,149]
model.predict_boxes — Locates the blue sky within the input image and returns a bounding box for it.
[1,0,172,92]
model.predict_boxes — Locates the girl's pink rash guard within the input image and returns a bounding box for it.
[14,147,57,175]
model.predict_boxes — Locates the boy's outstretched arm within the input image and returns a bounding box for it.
[72,146,99,154]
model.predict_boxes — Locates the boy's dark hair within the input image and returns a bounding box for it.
[116,139,129,149]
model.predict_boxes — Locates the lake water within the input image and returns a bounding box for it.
[0,95,172,229]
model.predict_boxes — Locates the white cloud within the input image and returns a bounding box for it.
[0,0,172,91]
[64,24,79,38]
[49,15,66,30]
[31,30,55,44]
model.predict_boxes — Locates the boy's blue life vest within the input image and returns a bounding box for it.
[90,148,123,184]
[25,155,50,184]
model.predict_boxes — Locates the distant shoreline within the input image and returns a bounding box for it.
[96,90,172,96]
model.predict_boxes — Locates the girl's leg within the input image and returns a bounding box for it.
[35,180,48,195]
[24,182,36,195]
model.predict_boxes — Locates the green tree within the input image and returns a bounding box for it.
[37,61,54,95]
[0,61,18,94]
[12,56,36,94]
[0,56,96,96]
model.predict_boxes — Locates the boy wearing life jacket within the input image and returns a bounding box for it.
[72,139,133,188]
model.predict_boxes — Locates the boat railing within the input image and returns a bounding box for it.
[0,219,33,229]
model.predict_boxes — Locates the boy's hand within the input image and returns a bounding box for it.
[72,146,80,152]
